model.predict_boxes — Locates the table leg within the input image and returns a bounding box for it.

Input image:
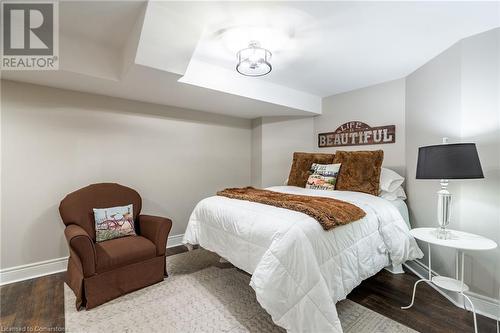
[463,293,478,333]
[401,278,429,309]
[460,252,478,333]
[428,243,432,280]
[402,244,432,310]
[460,251,467,310]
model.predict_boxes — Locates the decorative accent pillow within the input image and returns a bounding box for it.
[306,163,341,191]
[93,204,136,242]
[333,150,384,196]
[287,152,335,187]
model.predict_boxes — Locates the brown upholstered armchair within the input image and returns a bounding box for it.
[59,183,172,310]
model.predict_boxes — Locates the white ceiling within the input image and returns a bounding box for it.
[59,1,144,50]
[3,1,499,119]
[180,1,500,96]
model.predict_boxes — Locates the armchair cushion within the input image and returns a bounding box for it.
[95,236,156,273]
[138,215,172,256]
[65,224,96,277]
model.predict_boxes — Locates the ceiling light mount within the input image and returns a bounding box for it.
[236,41,272,77]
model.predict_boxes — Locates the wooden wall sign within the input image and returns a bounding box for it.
[318,121,395,148]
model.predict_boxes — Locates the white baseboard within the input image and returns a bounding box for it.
[404,259,500,321]
[0,256,69,286]
[0,233,185,286]
[167,233,184,248]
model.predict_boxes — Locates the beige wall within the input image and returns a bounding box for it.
[405,42,463,290]
[252,117,314,188]
[317,79,406,176]
[459,28,500,300]
[406,28,500,300]
[1,80,252,269]
[250,118,263,187]
[250,79,407,188]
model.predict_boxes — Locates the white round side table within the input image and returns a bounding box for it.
[401,228,497,333]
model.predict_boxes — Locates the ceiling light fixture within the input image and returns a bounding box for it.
[236,41,272,77]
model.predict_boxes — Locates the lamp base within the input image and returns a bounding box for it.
[436,226,449,240]
[437,180,452,239]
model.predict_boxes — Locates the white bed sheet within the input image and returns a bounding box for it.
[183,186,423,333]
[388,198,410,228]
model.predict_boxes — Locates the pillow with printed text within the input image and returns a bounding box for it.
[306,163,341,191]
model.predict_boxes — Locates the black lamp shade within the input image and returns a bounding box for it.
[416,143,484,179]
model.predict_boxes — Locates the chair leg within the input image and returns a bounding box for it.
[164,255,168,277]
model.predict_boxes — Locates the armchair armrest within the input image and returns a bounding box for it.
[138,215,172,256]
[64,224,96,277]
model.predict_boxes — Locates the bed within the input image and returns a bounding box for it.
[183,185,423,333]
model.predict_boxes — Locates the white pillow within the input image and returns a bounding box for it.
[379,168,405,193]
[380,186,407,201]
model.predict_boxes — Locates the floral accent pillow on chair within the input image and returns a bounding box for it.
[306,163,341,191]
[93,204,136,242]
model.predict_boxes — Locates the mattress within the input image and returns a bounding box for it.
[183,186,422,333]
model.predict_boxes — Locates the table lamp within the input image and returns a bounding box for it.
[416,139,484,239]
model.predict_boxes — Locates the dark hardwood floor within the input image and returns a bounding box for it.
[348,268,497,333]
[1,245,497,333]
[1,273,65,331]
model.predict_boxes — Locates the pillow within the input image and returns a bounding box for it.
[306,163,341,191]
[333,150,384,196]
[287,152,335,187]
[380,186,407,201]
[94,204,136,242]
[380,168,405,193]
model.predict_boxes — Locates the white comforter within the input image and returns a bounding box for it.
[183,186,423,333]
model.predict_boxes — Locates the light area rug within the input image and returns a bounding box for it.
[65,249,417,333]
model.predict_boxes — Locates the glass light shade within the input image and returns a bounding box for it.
[236,41,272,77]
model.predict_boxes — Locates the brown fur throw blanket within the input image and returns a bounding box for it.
[217,187,366,230]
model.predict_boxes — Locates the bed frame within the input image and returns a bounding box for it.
[385,263,405,274]
[188,244,406,275]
